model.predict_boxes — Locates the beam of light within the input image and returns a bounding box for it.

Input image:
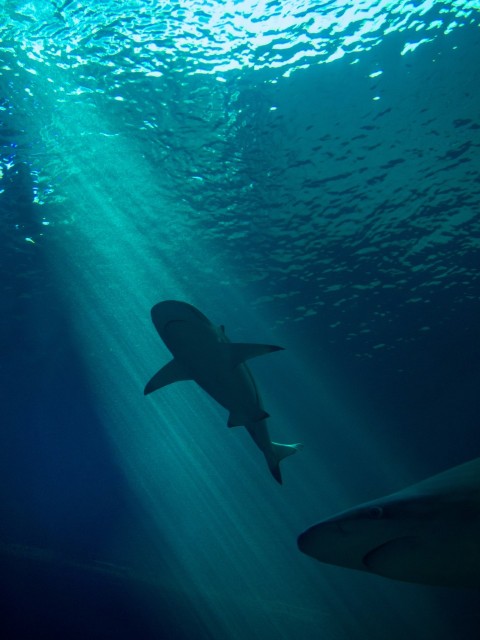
[35,105,302,634]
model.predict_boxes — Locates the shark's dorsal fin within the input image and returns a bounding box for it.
[144,358,191,395]
[227,342,284,368]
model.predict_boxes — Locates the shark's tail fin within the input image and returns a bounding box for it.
[268,442,303,485]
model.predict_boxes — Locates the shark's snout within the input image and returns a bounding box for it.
[298,521,345,561]
[151,300,209,335]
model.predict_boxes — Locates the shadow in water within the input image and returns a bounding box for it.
[0,542,211,640]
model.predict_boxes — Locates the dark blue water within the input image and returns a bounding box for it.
[1,2,480,638]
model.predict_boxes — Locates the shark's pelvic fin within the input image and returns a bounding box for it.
[227,343,284,369]
[268,442,304,485]
[144,358,191,395]
[227,408,269,428]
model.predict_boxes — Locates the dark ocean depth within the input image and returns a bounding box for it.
[1,2,480,639]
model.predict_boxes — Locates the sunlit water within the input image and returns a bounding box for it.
[1,1,480,639]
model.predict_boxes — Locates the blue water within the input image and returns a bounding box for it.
[1,2,480,638]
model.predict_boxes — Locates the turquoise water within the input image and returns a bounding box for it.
[1,2,480,638]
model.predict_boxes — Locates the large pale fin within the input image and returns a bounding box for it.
[144,359,191,395]
[227,343,284,368]
[268,442,304,485]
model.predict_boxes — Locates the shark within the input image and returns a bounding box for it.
[297,457,480,588]
[144,300,302,484]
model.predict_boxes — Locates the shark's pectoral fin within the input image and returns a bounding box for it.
[227,342,284,368]
[144,358,191,395]
[363,536,436,584]
[227,409,270,428]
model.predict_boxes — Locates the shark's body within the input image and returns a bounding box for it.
[298,457,480,588]
[144,300,301,483]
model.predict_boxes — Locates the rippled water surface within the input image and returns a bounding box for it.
[2,1,479,351]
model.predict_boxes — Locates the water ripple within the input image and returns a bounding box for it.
[1,1,480,348]
[2,0,478,83]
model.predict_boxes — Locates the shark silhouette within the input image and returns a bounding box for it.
[298,457,480,588]
[144,300,302,483]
